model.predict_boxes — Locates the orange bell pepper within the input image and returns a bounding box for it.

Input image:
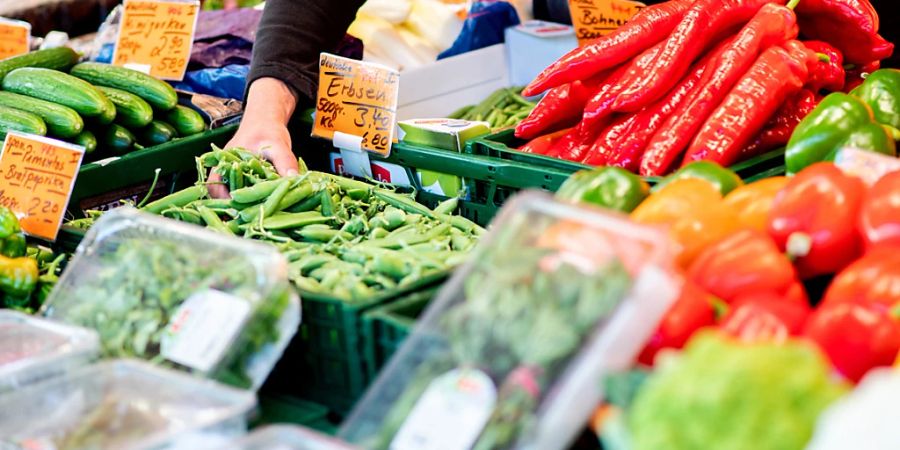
[631,178,740,268]
[722,177,789,231]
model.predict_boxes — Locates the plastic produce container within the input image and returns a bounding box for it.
[340,191,681,450]
[228,425,358,450]
[41,207,301,390]
[0,310,99,391]
[0,359,256,450]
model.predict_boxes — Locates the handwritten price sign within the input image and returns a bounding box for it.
[313,53,400,156]
[0,133,84,241]
[569,0,645,45]
[113,0,199,80]
[0,18,30,61]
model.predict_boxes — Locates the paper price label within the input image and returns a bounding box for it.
[0,18,30,60]
[313,53,400,157]
[113,0,199,81]
[0,133,84,241]
[569,0,645,45]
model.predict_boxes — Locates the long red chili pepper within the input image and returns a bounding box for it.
[545,125,596,162]
[518,128,571,155]
[581,114,639,166]
[523,0,694,97]
[580,41,665,134]
[795,0,893,65]
[739,89,818,159]
[682,40,817,167]
[638,4,799,176]
[611,0,772,114]
[604,40,716,172]
[514,72,608,141]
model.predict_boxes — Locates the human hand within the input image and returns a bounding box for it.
[210,77,299,198]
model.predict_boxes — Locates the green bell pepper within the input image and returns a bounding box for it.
[556,167,650,213]
[786,92,896,175]
[0,206,19,239]
[850,68,900,139]
[652,161,743,196]
[0,232,26,258]
[0,255,38,298]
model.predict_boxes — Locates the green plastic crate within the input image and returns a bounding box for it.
[361,287,437,381]
[252,394,332,432]
[470,129,787,181]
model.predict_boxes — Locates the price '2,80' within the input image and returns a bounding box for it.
[362,131,389,151]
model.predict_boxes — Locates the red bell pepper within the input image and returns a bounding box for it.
[720,289,811,342]
[822,246,900,309]
[804,301,900,382]
[767,162,866,278]
[687,229,799,304]
[859,171,900,251]
[638,280,717,366]
[795,0,893,65]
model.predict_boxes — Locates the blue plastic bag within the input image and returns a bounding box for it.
[438,1,521,60]
[172,64,250,101]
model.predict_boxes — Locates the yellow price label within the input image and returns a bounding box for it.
[569,0,645,45]
[312,53,400,157]
[113,0,199,80]
[0,18,30,61]
[0,133,85,241]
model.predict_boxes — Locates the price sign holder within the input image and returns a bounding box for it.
[312,53,400,178]
[0,18,30,60]
[112,0,200,81]
[0,132,85,241]
[568,0,645,45]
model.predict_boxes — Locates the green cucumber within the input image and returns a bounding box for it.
[0,105,47,139]
[72,130,97,154]
[164,105,205,136]
[2,67,115,119]
[0,47,80,81]
[70,62,178,111]
[102,124,136,155]
[0,91,83,138]
[139,120,178,147]
[95,86,153,128]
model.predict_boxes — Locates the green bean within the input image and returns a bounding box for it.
[290,254,336,275]
[448,104,474,119]
[346,189,369,201]
[437,213,484,234]
[316,172,373,192]
[362,274,397,289]
[191,198,234,209]
[369,227,389,239]
[341,215,367,235]
[433,197,459,215]
[510,91,535,108]
[451,234,474,251]
[196,205,233,235]
[373,190,434,218]
[230,179,283,204]
[161,207,203,225]
[142,185,207,214]
[383,206,406,230]
[260,178,293,219]
[291,276,321,292]
[229,162,243,192]
[340,249,369,265]
[404,214,423,225]
[261,211,330,230]
[226,219,242,234]
[297,227,353,242]
[361,223,451,249]
[246,158,269,178]
[278,183,315,210]
[371,252,413,280]
[350,282,374,300]
[368,213,389,230]
[320,190,335,217]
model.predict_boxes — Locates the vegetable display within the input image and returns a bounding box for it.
[71,147,482,301]
[514,0,893,175]
[447,87,536,131]
[0,206,66,313]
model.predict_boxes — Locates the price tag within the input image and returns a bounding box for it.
[0,18,30,60]
[312,53,400,157]
[112,0,199,81]
[0,133,84,241]
[568,0,645,45]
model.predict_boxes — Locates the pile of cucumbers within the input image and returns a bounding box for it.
[0,47,207,159]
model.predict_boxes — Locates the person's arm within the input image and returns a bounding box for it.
[225,0,365,177]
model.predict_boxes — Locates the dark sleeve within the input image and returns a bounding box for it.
[247,0,365,104]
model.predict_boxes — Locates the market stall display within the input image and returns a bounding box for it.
[0,360,256,449]
[448,87,536,132]
[0,310,98,391]
[43,208,300,390]
[0,206,67,312]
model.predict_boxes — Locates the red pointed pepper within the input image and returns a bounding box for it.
[687,229,800,304]
[638,279,717,366]
[611,0,773,113]
[804,301,900,383]
[720,289,811,343]
[822,246,900,309]
[682,40,816,168]
[581,114,637,166]
[795,0,893,65]
[859,170,900,251]
[545,125,595,162]
[523,0,694,96]
[515,73,607,141]
[518,128,571,155]
[767,162,866,279]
